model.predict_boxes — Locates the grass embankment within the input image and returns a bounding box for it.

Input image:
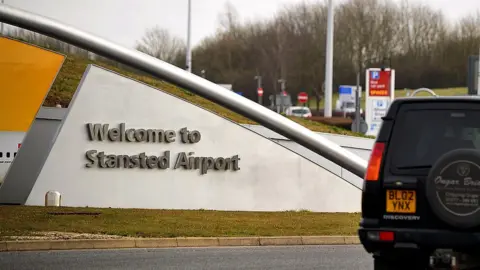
[0,206,360,239]
[44,55,367,137]
[307,87,467,109]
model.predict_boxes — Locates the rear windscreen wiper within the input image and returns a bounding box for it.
[396,165,432,170]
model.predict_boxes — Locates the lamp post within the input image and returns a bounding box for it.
[185,0,192,73]
[323,0,334,118]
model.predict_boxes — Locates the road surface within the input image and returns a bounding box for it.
[0,245,372,270]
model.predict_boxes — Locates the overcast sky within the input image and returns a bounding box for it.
[4,0,480,49]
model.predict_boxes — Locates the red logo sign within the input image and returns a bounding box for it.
[369,70,391,97]
[257,87,264,97]
[298,92,308,103]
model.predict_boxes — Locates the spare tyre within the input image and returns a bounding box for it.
[426,149,480,229]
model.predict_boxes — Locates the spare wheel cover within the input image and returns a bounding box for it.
[426,149,480,229]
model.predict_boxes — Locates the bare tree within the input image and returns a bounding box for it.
[217,1,240,34]
[184,0,480,99]
[135,26,185,64]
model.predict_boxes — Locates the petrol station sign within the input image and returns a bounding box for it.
[365,68,395,137]
[368,70,391,97]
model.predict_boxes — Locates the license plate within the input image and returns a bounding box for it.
[386,190,416,213]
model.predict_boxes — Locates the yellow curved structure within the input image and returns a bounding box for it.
[0,37,65,132]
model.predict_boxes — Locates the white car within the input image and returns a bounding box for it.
[285,106,312,118]
[336,100,363,114]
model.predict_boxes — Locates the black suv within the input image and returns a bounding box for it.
[359,96,480,270]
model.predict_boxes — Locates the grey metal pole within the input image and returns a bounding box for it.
[185,0,192,72]
[477,46,480,95]
[278,79,286,113]
[0,0,4,36]
[355,71,361,132]
[323,0,334,118]
[255,75,262,105]
[0,4,367,178]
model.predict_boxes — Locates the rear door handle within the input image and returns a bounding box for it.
[383,176,418,189]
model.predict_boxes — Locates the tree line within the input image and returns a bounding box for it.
[136,0,480,107]
[4,0,480,109]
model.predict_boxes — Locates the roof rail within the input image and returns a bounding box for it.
[410,88,438,97]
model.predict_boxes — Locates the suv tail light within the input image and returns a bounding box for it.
[365,142,385,181]
[366,231,394,242]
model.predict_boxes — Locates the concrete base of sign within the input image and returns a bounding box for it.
[351,118,368,134]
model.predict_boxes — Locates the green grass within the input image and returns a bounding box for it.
[44,55,369,137]
[307,87,468,110]
[0,206,360,239]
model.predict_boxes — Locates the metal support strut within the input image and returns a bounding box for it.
[410,87,438,97]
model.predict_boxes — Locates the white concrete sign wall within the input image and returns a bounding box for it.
[241,124,374,189]
[24,65,361,212]
[0,131,23,184]
[1,120,373,192]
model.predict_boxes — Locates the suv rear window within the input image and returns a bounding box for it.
[389,109,480,170]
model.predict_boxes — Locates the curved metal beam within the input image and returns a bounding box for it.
[411,88,438,97]
[0,4,368,178]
